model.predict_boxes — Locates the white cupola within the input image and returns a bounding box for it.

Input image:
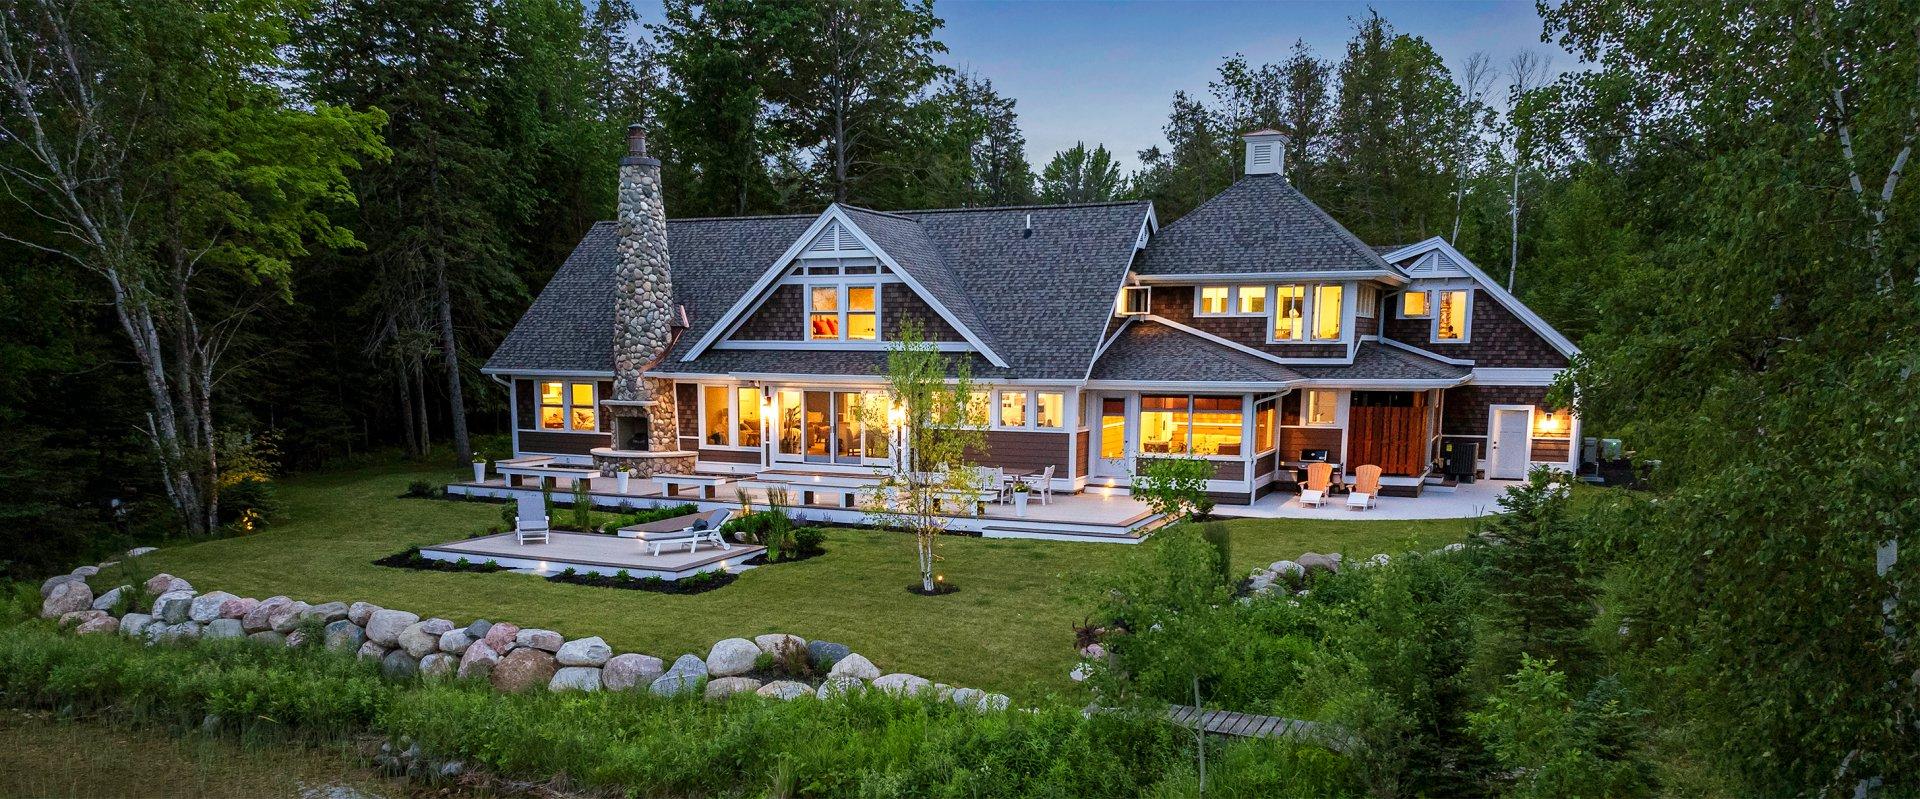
[1242,128,1289,177]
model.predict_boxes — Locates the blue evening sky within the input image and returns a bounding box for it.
[630,1,1574,171]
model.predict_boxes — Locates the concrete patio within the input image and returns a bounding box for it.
[1220,478,1521,521]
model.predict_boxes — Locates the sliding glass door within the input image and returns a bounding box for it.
[779,389,887,466]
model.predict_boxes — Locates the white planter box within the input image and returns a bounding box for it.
[471,462,487,483]
[615,472,632,493]
[1013,491,1029,517]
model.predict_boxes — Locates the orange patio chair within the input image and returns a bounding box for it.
[1300,462,1334,508]
[1347,465,1381,510]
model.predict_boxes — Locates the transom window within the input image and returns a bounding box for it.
[1270,283,1344,342]
[538,381,597,431]
[1141,394,1243,456]
[807,284,879,341]
[701,385,764,448]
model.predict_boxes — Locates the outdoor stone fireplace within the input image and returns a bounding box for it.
[591,125,695,480]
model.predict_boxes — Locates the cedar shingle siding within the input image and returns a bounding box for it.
[1442,385,1549,436]
[518,431,608,456]
[1385,292,1568,368]
[881,283,963,340]
[1150,286,1348,359]
[732,284,805,341]
[966,430,1072,473]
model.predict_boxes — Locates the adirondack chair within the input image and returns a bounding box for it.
[1299,462,1334,508]
[1346,465,1382,511]
[514,492,550,544]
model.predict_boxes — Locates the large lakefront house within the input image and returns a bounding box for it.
[478,128,1579,517]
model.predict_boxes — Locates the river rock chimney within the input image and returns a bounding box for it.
[597,124,692,475]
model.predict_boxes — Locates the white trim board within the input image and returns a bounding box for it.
[1133,270,1407,286]
[1377,237,1580,359]
[1470,367,1566,386]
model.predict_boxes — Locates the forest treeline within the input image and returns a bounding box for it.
[0,1,1914,791]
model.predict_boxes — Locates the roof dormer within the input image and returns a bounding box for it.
[1242,128,1288,177]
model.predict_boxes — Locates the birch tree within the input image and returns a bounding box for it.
[860,322,983,595]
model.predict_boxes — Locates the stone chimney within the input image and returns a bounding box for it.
[1242,128,1288,177]
[598,124,693,474]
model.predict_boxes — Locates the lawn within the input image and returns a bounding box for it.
[112,461,1481,697]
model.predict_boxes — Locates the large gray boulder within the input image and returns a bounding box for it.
[91,585,130,612]
[1296,552,1340,574]
[204,618,246,640]
[419,652,458,680]
[827,653,880,681]
[188,591,238,623]
[815,675,866,699]
[143,573,191,595]
[949,687,985,709]
[365,609,419,646]
[68,565,99,578]
[806,640,851,670]
[347,601,381,626]
[756,680,812,700]
[41,580,94,619]
[399,619,454,659]
[241,597,290,633]
[550,666,603,692]
[491,648,557,693]
[158,622,201,643]
[324,619,366,652]
[602,653,664,691]
[356,641,390,661]
[514,628,563,653]
[218,597,259,620]
[648,654,708,697]
[249,630,287,647]
[41,574,82,598]
[872,673,932,697]
[119,613,154,638]
[381,649,420,679]
[754,633,806,655]
[703,676,761,699]
[303,601,350,624]
[74,615,118,636]
[457,641,501,681]
[557,636,612,667]
[438,629,474,655]
[705,637,760,677]
[464,619,492,639]
[268,601,312,633]
[152,590,195,624]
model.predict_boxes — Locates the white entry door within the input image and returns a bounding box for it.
[1092,395,1133,480]
[1488,408,1531,479]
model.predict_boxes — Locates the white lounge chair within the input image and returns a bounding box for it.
[1346,465,1381,511]
[1299,462,1334,509]
[619,509,734,556]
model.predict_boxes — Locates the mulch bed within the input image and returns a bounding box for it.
[546,567,741,594]
[905,581,960,597]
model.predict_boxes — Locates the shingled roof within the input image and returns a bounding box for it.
[1090,319,1302,384]
[487,201,1152,380]
[1133,174,1402,277]
[1291,342,1469,383]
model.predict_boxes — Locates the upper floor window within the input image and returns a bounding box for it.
[1199,286,1230,315]
[1198,285,1267,317]
[1313,284,1344,340]
[1304,388,1338,426]
[807,284,879,341]
[1238,286,1267,314]
[1273,285,1307,340]
[538,381,597,431]
[1401,289,1431,318]
[1434,289,1470,342]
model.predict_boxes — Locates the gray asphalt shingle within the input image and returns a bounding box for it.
[1134,174,1402,277]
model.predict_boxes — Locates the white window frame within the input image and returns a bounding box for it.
[535,381,599,432]
[1196,285,1231,316]
[987,388,1070,431]
[1117,285,1151,316]
[1430,288,1473,344]
[805,283,882,342]
[1398,288,1432,319]
[1197,284,1272,318]
[697,384,767,450]
[1302,388,1340,428]
[1268,282,1351,344]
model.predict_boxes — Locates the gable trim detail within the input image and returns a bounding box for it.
[1378,237,1581,360]
[680,204,1009,368]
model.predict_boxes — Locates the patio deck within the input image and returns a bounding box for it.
[419,530,766,579]
[1220,478,1520,520]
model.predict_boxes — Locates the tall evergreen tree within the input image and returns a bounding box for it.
[1038,142,1125,203]
[651,0,780,216]
[1324,11,1461,244]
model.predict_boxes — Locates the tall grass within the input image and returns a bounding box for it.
[0,617,1357,797]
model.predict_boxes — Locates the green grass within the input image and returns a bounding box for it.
[110,461,1480,696]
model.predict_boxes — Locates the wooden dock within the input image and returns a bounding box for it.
[1163,705,1348,752]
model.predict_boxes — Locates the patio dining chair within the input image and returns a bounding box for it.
[1346,465,1382,511]
[1299,462,1334,509]
[1022,465,1056,504]
[974,466,1008,504]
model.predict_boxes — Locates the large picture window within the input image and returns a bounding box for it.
[1141,394,1243,457]
[1434,289,1470,342]
[782,389,887,464]
[537,381,597,431]
[1313,284,1344,340]
[701,385,765,448]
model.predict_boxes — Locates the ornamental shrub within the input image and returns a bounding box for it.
[1132,457,1213,520]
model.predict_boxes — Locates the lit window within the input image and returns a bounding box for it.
[703,385,730,445]
[1035,392,1065,430]
[777,389,802,454]
[1255,400,1275,452]
[847,286,877,340]
[1190,396,1243,456]
[1313,284,1344,340]
[1140,395,1190,455]
[1199,286,1230,315]
[737,387,763,447]
[1238,286,1267,314]
[1273,285,1306,340]
[1305,389,1338,426]
[535,381,596,431]
[999,390,1028,427]
[1402,290,1430,318]
[1099,397,1126,459]
[1435,289,1469,342]
[808,287,839,340]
